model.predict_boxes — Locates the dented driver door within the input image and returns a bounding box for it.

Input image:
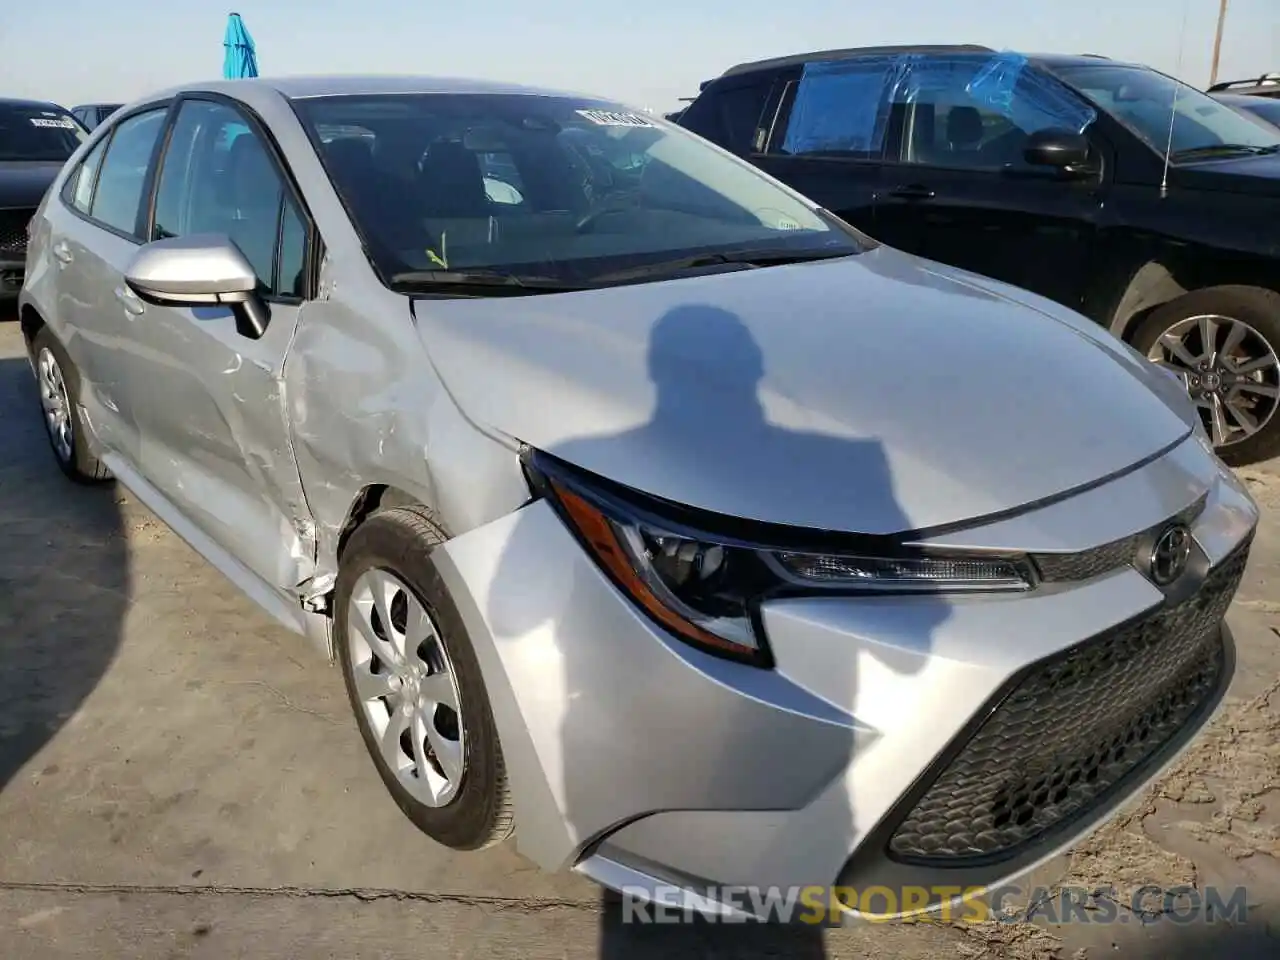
[125,96,317,595]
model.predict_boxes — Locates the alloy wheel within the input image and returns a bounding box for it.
[1146,313,1280,448]
[346,568,466,807]
[37,346,74,463]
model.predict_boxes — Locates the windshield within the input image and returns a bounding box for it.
[1052,63,1280,162]
[0,104,87,161]
[292,93,867,290]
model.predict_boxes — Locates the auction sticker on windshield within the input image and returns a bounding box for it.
[576,109,654,127]
[30,117,78,129]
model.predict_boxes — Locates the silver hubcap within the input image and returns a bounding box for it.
[1148,313,1280,448]
[37,347,74,463]
[347,569,465,807]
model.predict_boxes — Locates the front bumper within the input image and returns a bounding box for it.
[429,434,1256,920]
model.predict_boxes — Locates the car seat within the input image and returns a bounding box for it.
[946,106,985,155]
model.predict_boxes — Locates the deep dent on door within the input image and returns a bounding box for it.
[201,307,320,595]
[279,293,531,637]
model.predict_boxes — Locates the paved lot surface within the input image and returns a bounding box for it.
[1,313,1279,958]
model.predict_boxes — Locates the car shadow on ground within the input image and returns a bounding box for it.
[0,350,128,795]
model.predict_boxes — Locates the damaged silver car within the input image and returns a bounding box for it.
[19,76,1258,920]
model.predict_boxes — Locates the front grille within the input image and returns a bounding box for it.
[1032,493,1208,582]
[887,535,1249,864]
[0,208,34,259]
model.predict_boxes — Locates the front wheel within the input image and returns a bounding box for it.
[334,505,514,850]
[1133,286,1280,466]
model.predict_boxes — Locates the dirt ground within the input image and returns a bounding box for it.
[2,315,1279,959]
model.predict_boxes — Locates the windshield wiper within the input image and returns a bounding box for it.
[389,269,589,296]
[1171,143,1280,161]
[589,248,853,284]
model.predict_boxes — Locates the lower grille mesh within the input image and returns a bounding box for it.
[0,208,33,259]
[887,537,1249,863]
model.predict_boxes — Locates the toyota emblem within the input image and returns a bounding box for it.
[1148,523,1191,586]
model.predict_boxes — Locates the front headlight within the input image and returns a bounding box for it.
[522,449,1034,667]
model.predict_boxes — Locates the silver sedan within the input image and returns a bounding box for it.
[18,75,1258,920]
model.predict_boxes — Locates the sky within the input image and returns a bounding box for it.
[1,0,1277,113]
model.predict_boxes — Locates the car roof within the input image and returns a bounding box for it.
[714,47,1149,81]
[140,74,597,103]
[719,45,994,78]
[0,96,69,111]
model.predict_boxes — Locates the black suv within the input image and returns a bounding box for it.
[676,46,1280,465]
[69,103,124,131]
[0,98,87,301]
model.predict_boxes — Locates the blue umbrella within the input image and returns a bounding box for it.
[223,13,259,79]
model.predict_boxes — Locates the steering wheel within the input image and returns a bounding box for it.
[574,195,641,234]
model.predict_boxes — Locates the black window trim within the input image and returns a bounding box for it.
[58,100,175,246]
[147,91,322,305]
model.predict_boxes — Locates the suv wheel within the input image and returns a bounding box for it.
[32,328,111,483]
[1133,285,1280,466]
[334,505,514,850]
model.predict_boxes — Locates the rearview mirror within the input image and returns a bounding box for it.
[1023,129,1092,171]
[124,234,267,337]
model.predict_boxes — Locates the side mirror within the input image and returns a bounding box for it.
[124,234,267,336]
[1023,128,1093,172]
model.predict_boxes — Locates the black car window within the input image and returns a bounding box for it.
[682,82,772,154]
[89,108,167,237]
[892,58,1095,172]
[0,103,87,161]
[153,98,304,299]
[64,137,108,214]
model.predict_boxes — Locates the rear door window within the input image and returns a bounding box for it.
[88,108,168,237]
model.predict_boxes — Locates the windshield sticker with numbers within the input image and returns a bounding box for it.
[30,117,79,129]
[575,109,654,128]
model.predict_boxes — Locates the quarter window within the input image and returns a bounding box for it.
[65,138,108,214]
[152,99,308,299]
[89,108,168,237]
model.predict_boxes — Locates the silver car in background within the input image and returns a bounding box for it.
[18,76,1258,919]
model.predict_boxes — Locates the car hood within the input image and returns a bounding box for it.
[413,247,1194,535]
[0,161,64,208]
[1171,151,1280,197]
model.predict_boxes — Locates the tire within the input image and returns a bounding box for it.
[31,327,111,483]
[1131,285,1280,467]
[334,504,514,850]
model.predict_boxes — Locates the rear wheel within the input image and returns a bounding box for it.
[1133,286,1280,466]
[334,505,513,850]
[31,327,110,483]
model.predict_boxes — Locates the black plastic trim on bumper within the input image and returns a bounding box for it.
[829,545,1239,906]
[833,621,1236,905]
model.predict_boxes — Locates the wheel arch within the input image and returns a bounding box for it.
[335,483,444,562]
[1108,254,1280,345]
[19,302,46,356]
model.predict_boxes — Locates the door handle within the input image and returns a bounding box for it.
[114,286,145,316]
[51,242,73,264]
[886,184,937,201]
